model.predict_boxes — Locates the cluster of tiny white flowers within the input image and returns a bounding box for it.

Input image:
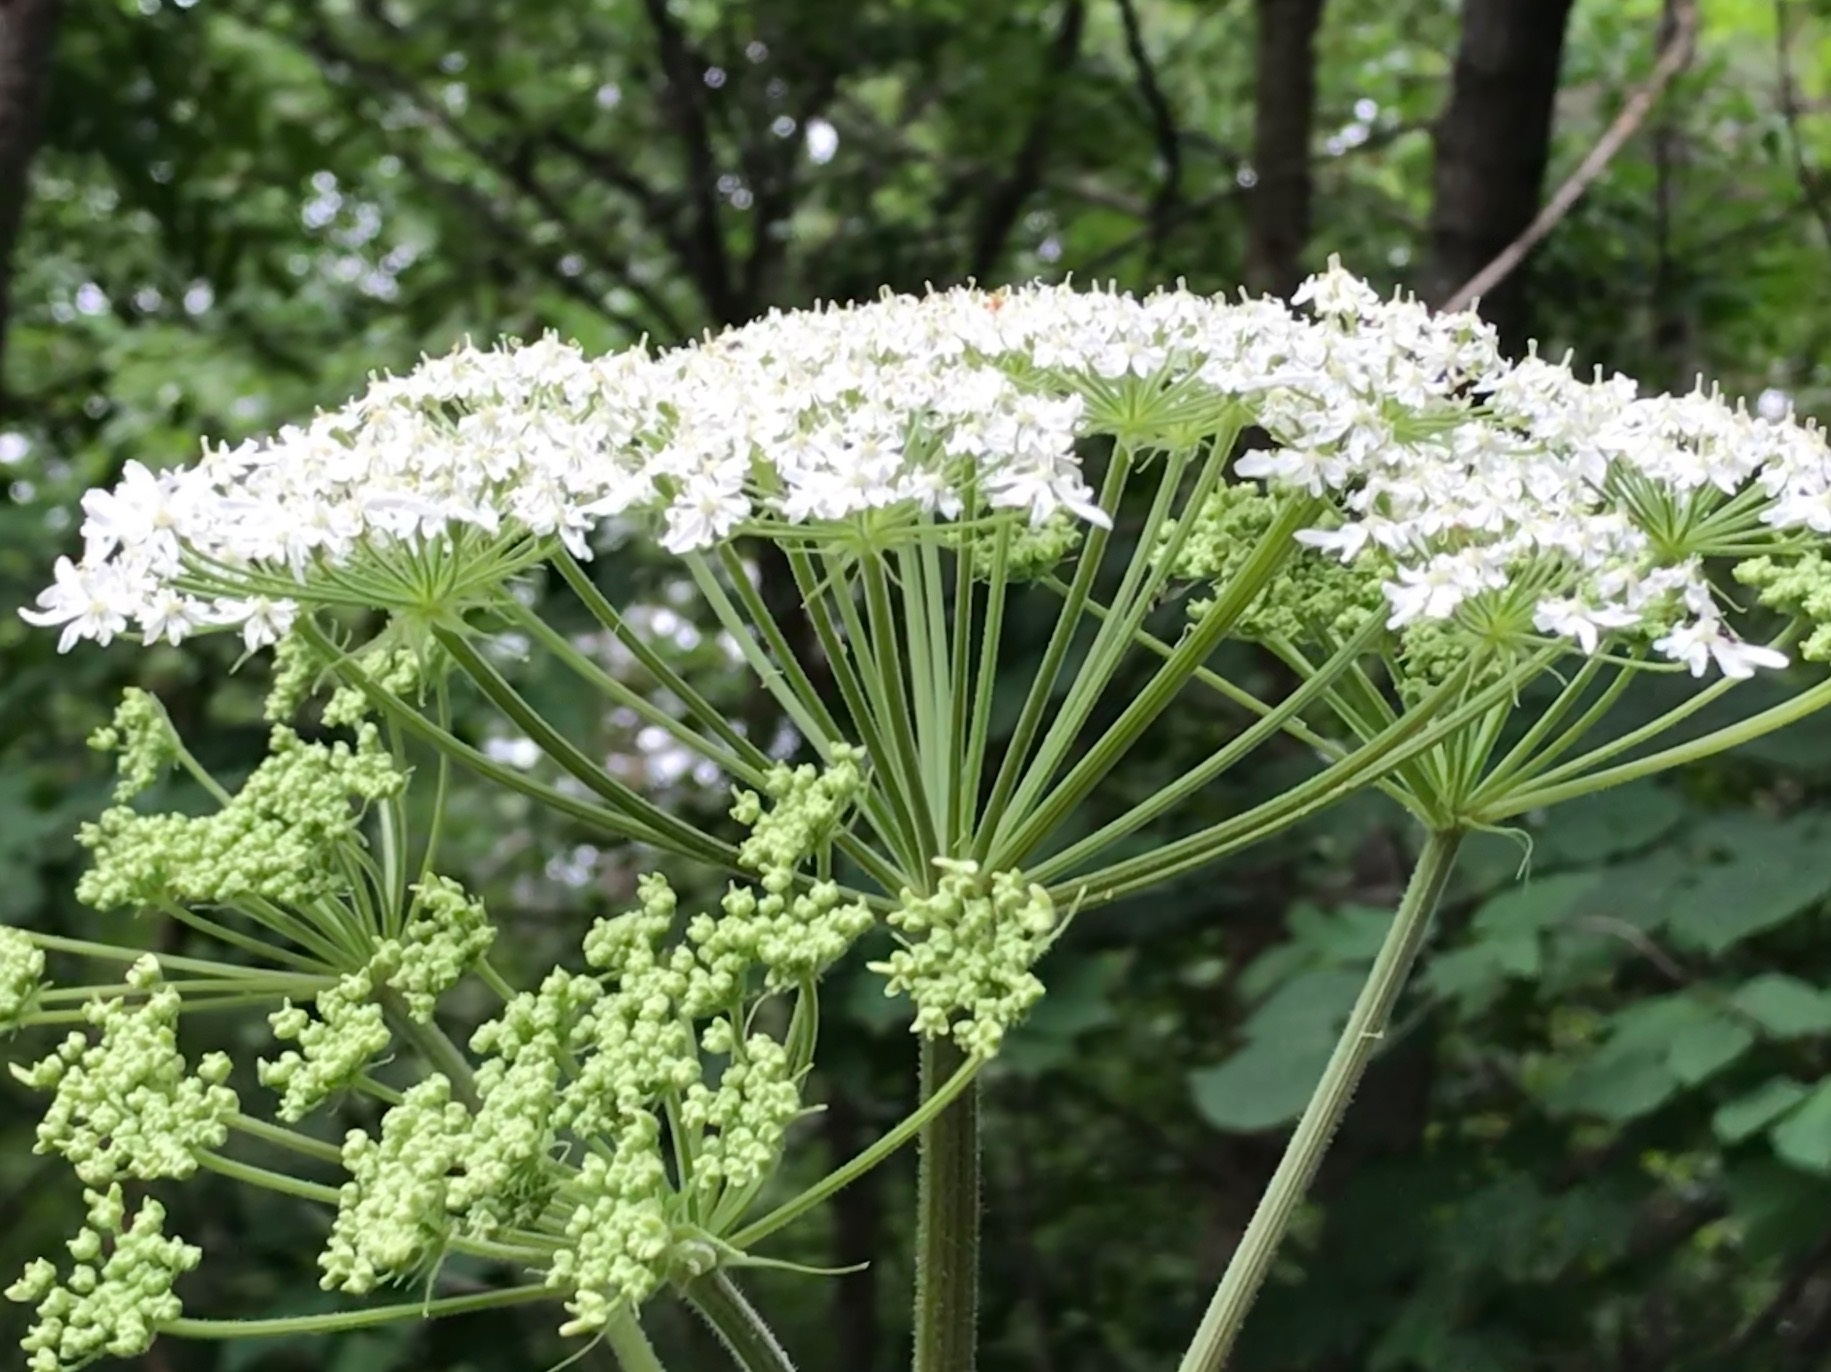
[27,262,1831,676]
[873,858,1058,1058]
[6,1186,200,1372]
[12,957,237,1186]
[0,928,47,1036]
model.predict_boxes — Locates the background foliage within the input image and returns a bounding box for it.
[6,0,1831,1368]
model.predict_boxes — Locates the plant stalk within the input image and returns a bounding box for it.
[1175,827,1463,1372]
[913,1035,980,1372]
[686,1270,798,1372]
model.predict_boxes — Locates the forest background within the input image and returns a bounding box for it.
[5,1,1831,1369]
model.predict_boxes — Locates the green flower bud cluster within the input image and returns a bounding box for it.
[323,643,425,729]
[320,1075,471,1294]
[0,927,47,1037]
[873,858,1057,1058]
[12,957,236,1186]
[450,1034,567,1236]
[75,723,404,911]
[262,874,496,1121]
[314,755,871,1334]
[263,630,322,722]
[1158,482,1383,645]
[259,978,391,1124]
[693,879,874,1012]
[86,689,178,801]
[730,744,865,876]
[6,1186,200,1371]
[384,875,497,1019]
[1737,553,1831,661]
[550,1114,674,1337]
[679,1021,800,1200]
[950,511,1083,582]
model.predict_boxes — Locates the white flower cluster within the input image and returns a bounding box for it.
[24,263,1830,675]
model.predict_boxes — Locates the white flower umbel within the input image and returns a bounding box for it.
[22,260,1831,677]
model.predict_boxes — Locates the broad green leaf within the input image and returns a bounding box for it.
[1731,974,1831,1037]
[1471,871,1601,935]
[1540,1043,1676,1122]
[1189,1037,1330,1134]
[1665,1017,1755,1085]
[1529,781,1687,868]
[1714,1077,1811,1144]
[1771,1081,1831,1174]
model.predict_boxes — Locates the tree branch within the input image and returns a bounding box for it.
[640,0,738,321]
[1115,0,1182,267]
[312,15,688,341]
[1438,0,1697,315]
[1245,0,1328,298]
[967,0,1088,281]
[0,0,61,406]
[1773,0,1831,254]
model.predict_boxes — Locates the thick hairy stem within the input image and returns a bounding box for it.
[913,1035,980,1372]
[1176,828,1464,1372]
[686,1270,798,1372]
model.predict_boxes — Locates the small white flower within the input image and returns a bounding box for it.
[18,557,134,651]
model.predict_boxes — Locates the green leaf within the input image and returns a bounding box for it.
[1528,781,1687,868]
[1731,974,1831,1037]
[1189,1037,1330,1133]
[1665,1017,1754,1085]
[1663,817,1831,953]
[1771,1081,1831,1174]
[1714,1077,1811,1144]
[1470,871,1601,935]
[1540,1043,1676,1122]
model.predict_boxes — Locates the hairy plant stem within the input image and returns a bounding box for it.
[604,1309,669,1372]
[913,1035,980,1372]
[686,1270,798,1372]
[1175,827,1464,1372]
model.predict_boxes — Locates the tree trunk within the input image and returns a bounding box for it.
[0,0,59,401]
[1244,0,1327,299]
[1420,0,1577,352]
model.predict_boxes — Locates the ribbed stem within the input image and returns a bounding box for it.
[1175,828,1464,1372]
[686,1270,798,1372]
[604,1309,669,1372]
[912,1035,980,1372]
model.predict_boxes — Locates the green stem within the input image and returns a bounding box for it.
[432,622,735,866]
[163,1285,554,1339]
[552,547,768,766]
[1175,828,1463,1372]
[729,1051,980,1249]
[604,1309,670,1372]
[502,594,766,786]
[685,1270,798,1372]
[1483,670,1831,819]
[21,933,312,980]
[913,1035,980,1372]
[296,616,703,857]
